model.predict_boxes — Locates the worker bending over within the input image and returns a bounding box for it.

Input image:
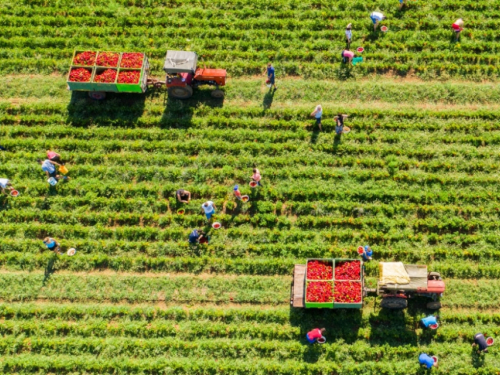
[306,328,325,344]
[0,178,14,195]
[419,353,438,369]
[370,11,386,31]
[472,333,489,353]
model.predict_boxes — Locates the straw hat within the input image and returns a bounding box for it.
[346,23,352,29]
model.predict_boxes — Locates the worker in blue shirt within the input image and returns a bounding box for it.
[188,229,207,244]
[420,315,438,329]
[361,245,373,261]
[419,353,438,369]
[264,63,277,90]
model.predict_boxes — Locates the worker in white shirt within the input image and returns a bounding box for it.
[201,200,217,221]
[0,178,14,195]
[370,11,386,31]
[345,24,352,49]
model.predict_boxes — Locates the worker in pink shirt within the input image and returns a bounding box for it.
[47,150,64,165]
[306,328,325,344]
[251,168,262,186]
[341,50,355,65]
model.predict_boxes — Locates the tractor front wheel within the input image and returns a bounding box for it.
[381,297,408,310]
[168,86,193,99]
[211,89,224,98]
[426,301,442,310]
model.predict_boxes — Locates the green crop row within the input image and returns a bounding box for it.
[3,302,500,325]
[7,353,498,375]
[0,273,499,306]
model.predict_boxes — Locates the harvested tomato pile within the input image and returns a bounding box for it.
[118,70,140,84]
[69,68,92,82]
[97,52,120,67]
[307,260,333,280]
[335,260,361,280]
[94,69,117,83]
[120,53,144,68]
[306,281,334,303]
[73,51,96,66]
[334,281,362,303]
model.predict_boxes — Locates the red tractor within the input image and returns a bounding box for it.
[162,50,226,99]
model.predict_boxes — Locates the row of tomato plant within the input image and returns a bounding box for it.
[0,251,499,277]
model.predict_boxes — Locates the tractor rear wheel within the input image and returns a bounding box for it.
[426,301,442,310]
[381,297,408,310]
[168,86,193,99]
[211,89,224,98]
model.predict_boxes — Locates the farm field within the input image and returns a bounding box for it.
[2,0,500,374]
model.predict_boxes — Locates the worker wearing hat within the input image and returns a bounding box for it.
[452,18,464,41]
[345,23,352,49]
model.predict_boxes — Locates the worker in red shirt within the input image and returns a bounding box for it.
[306,328,325,344]
[234,185,242,200]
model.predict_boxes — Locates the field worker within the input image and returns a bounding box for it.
[188,229,207,244]
[452,18,464,41]
[38,158,68,181]
[306,328,326,344]
[310,105,323,131]
[233,185,242,200]
[264,62,277,90]
[251,168,262,186]
[0,145,6,151]
[0,178,14,195]
[399,0,406,10]
[472,333,489,353]
[419,353,438,369]
[420,315,438,329]
[47,150,64,164]
[345,23,352,49]
[201,200,216,221]
[176,189,191,203]
[370,11,386,31]
[341,50,355,65]
[361,245,373,261]
[43,237,62,254]
[335,113,349,135]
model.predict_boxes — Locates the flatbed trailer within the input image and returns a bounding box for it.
[291,259,445,310]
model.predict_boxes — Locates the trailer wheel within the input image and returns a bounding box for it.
[88,91,106,100]
[211,89,224,98]
[381,297,408,310]
[426,301,442,310]
[168,86,193,99]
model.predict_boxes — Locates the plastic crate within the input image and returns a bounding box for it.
[333,259,363,309]
[116,68,144,93]
[305,281,334,308]
[67,67,94,91]
[95,51,121,68]
[71,50,97,67]
[304,259,334,308]
[91,68,119,92]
